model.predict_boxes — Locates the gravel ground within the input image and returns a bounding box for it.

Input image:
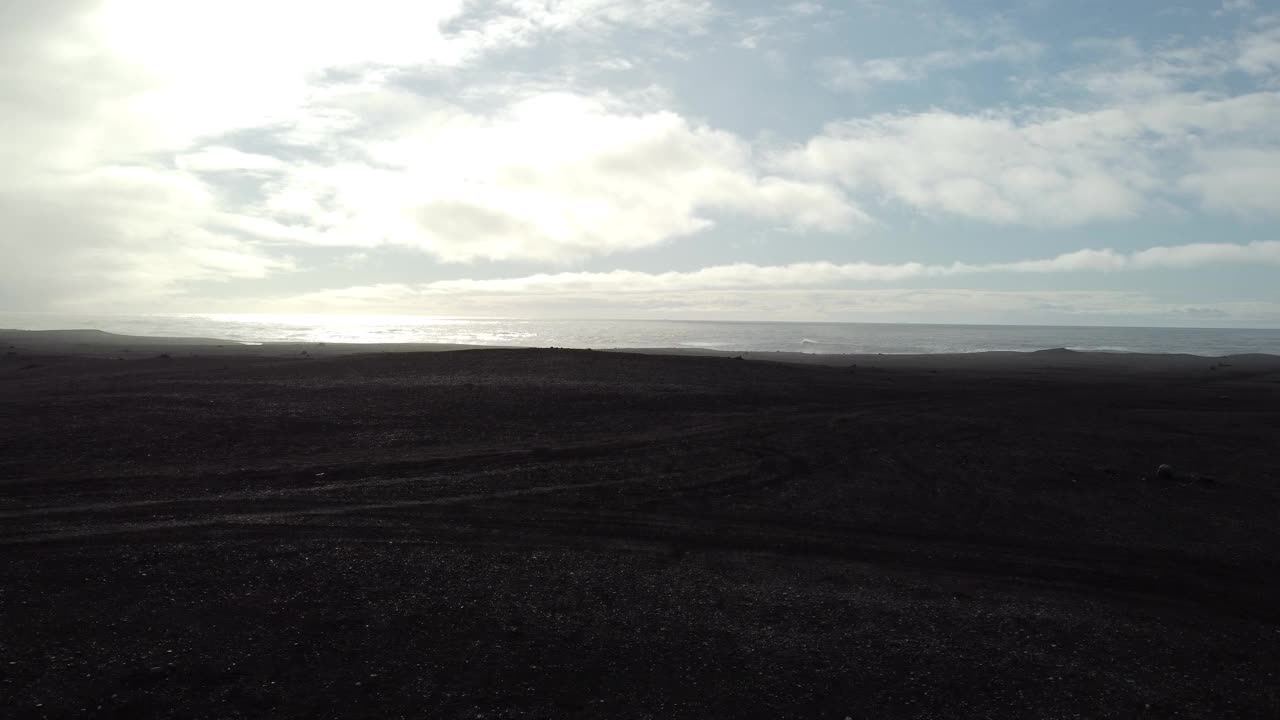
[2,342,1279,718]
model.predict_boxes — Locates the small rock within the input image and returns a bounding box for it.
[1156,464,1175,480]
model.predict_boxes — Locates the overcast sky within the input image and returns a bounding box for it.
[3,0,1279,325]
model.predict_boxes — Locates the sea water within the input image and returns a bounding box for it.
[1,313,1278,356]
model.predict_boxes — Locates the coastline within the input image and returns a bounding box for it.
[5,327,1279,369]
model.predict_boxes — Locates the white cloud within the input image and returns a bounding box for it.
[1064,21,1280,100]
[0,0,846,305]
[778,109,1151,224]
[0,0,718,177]
[1219,0,1256,15]
[275,240,1280,302]
[0,165,292,310]
[176,147,285,173]
[778,91,1280,223]
[997,241,1280,271]
[788,2,823,17]
[1238,22,1280,75]
[3,0,1278,318]
[246,90,863,262]
[252,240,1280,324]
[24,0,715,170]
[1180,148,1280,214]
[1062,40,1233,99]
[819,42,1042,92]
[594,58,636,71]
[268,284,1280,327]
[488,0,715,35]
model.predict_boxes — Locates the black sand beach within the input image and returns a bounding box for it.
[2,330,1279,718]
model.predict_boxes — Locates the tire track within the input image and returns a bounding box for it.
[0,472,675,545]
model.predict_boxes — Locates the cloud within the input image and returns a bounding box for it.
[0,0,720,176]
[176,147,286,173]
[0,0,851,306]
[788,2,823,17]
[258,241,1280,324]
[1238,22,1280,75]
[819,42,1042,92]
[1001,241,1280,271]
[3,0,1279,318]
[1180,148,1280,214]
[1063,18,1280,100]
[777,91,1280,223]
[778,110,1150,224]
[0,165,292,310]
[1218,0,1255,15]
[1062,38,1233,99]
[240,90,863,262]
[9,0,716,171]
[276,240,1280,301]
[483,0,715,35]
[268,284,1280,327]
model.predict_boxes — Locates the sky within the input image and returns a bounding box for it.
[2,0,1279,326]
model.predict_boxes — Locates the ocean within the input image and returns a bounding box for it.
[1,313,1278,356]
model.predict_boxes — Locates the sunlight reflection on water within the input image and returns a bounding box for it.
[1,312,1278,355]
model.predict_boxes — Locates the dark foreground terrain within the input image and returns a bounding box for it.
[2,332,1280,718]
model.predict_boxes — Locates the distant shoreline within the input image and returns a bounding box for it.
[4,328,1278,373]
[3,316,1278,357]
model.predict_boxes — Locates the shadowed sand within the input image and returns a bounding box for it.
[2,329,1279,718]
